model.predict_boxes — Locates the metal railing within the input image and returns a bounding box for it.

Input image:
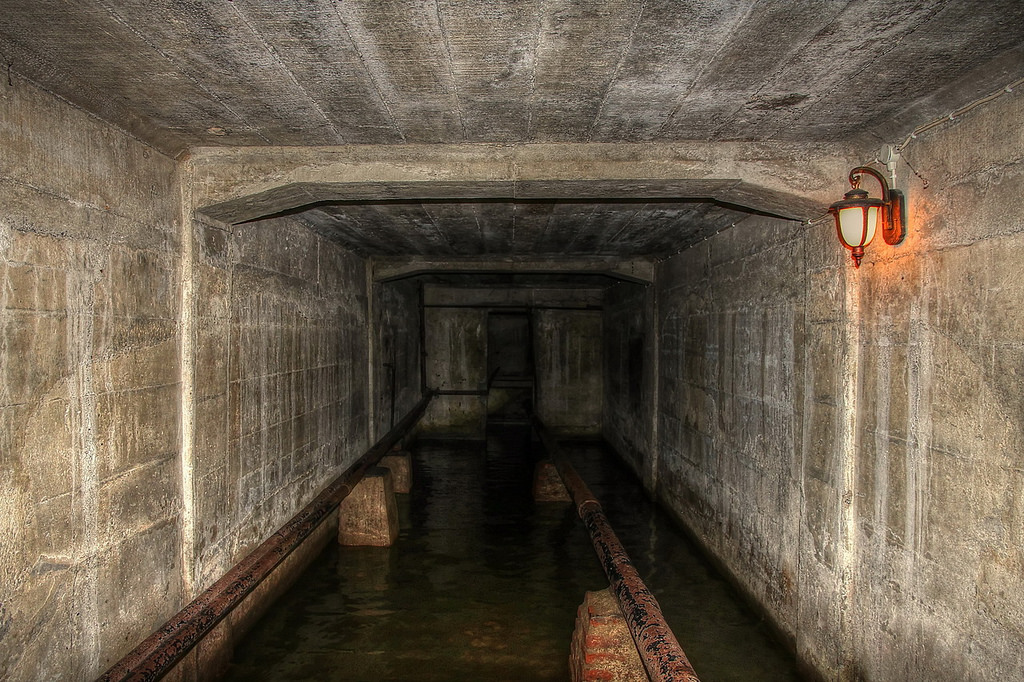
[533,417,701,682]
[99,392,435,682]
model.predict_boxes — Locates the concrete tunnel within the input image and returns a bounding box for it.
[2,2,1024,680]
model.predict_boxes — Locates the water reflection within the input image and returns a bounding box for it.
[224,426,803,681]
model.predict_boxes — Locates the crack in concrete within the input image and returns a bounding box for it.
[96,0,262,142]
[420,203,457,254]
[230,3,344,145]
[335,2,407,143]
[760,0,955,142]
[656,0,756,139]
[706,1,855,141]
[433,0,468,141]
[525,0,544,140]
[605,204,647,245]
[587,0,647,143]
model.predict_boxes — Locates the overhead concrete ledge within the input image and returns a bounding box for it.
[189,142,850,224]
[373,256,656,284]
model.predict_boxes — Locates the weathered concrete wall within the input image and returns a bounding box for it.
[186,213,370,592]
[1,78,376,679]
[603,282,657,488]
[654,213,808,666]
[649,90,1024,680]
[373,278,423,439]
[534,308,602,435]
[421,305,488,436]
[843,89,1024,680]
[0,80,183,678]
[419,286,604,435]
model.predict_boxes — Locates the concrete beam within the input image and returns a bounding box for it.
[423,285,605,308]
[189,142,851,224]
[373,255,656,284]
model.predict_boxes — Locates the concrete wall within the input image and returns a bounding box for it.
[653,213,809,667]
[603,282,657,487]
[1,79,376,679]
[372,279,423,440]
[642,90,1024,680]
[535,308,603,435]
[419,285,604,436]
[421,305,488,436]
[843,90,1024,681]
[0,80,183,678]
[185,214,370,593]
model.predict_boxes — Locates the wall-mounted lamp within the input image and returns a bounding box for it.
[828,166,906,267]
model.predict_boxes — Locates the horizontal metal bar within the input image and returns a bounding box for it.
[533,417,701,682]
[99,392,435,682]
[432,367,519,395]
[422,303,602,311]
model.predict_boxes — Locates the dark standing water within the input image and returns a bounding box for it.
[224,425,803,681]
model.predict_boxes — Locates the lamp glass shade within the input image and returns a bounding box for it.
[836,204,878,249]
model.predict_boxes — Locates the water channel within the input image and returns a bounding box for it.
[224,425,803,681]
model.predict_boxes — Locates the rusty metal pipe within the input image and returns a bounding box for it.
[99,392,434,682]
[533,417,701,682]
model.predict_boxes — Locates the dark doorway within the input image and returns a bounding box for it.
[486,311,534,422]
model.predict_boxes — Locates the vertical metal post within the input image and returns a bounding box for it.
[418,282,428,395]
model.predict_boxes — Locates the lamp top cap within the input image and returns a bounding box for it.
[829,186,884,213]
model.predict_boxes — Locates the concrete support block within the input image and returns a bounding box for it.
[570,588,646,682]
[338,467,399,546]
[533,460,571,502]
[379,451,412,493]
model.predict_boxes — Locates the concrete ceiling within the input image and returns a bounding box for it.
[2,0,1022,153]
[3,1,1023,262]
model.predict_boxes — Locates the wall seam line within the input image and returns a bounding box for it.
[178,157,197,599]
